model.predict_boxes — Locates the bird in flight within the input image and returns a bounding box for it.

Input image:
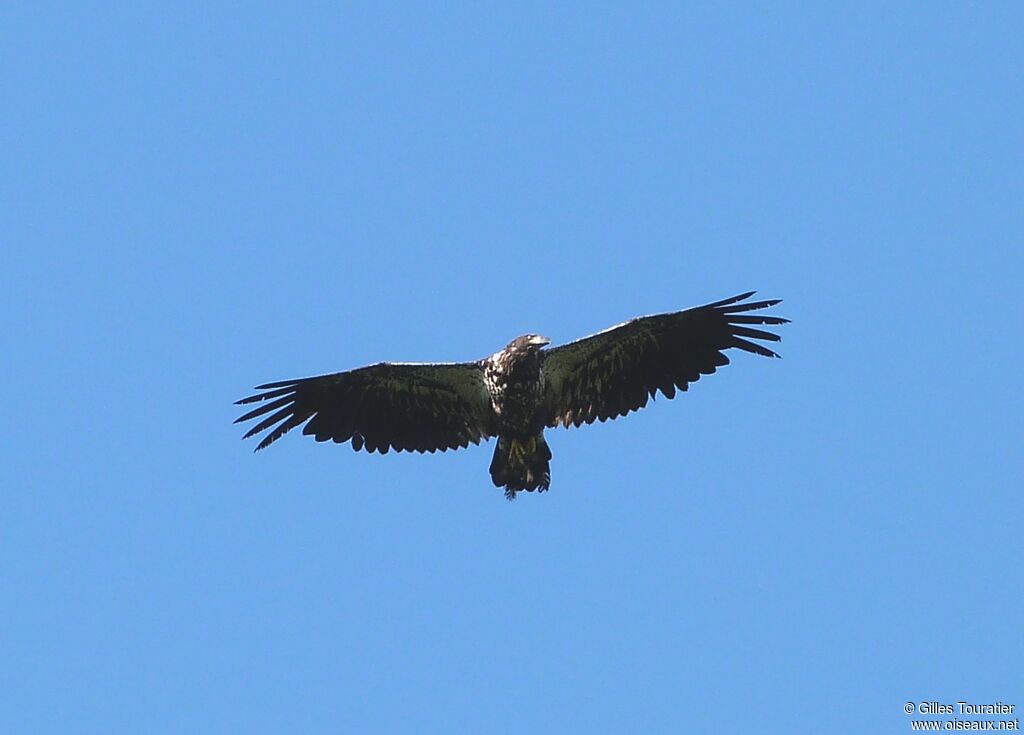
[235,292,788,499]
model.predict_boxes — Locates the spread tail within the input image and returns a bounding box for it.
[489,434,552,500]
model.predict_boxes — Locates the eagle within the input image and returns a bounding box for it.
[235,292,788,499]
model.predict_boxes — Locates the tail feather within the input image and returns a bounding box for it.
[490,434,552,500]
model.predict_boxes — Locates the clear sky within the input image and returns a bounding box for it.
[3,3,1022,733]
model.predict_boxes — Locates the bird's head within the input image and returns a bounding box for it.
[507,333,551,353]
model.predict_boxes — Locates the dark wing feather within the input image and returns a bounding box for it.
[541,292,789,428]
[235,362,496,453]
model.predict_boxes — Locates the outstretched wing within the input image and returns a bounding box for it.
[235,362,496,453]
[541,292,788,428]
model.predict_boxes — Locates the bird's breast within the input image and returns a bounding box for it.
[484,360,545,432]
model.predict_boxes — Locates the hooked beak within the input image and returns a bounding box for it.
[530,335,551,347]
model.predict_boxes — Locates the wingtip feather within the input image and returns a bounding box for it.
[706,291,756,308]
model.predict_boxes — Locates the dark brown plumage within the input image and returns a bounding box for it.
[235,292,788,499]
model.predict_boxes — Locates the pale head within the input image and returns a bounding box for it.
[506,334,551,351]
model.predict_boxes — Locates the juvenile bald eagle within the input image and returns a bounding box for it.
[235,292,788,499]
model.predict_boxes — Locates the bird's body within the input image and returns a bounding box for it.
[482,335,553,497]
[482,335,549,432]
[235,292,789,499]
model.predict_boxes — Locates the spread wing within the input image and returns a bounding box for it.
[235,362,496,453]
[541,292,788,428]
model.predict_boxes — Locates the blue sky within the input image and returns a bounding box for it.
[3,3,1022,733]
